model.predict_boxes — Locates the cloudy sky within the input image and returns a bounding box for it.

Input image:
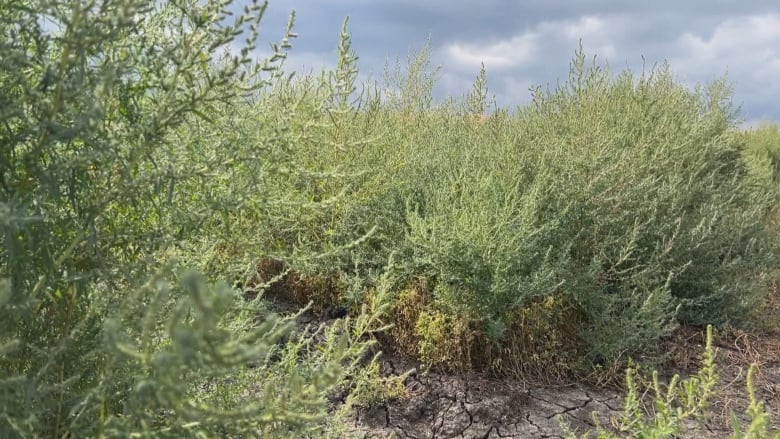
[252,1,780,125]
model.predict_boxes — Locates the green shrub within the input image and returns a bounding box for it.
[8,0,775,435]
[0,1,378,437]
[286,46,779,375]
[741,123,780,187]
[388,50,776,371]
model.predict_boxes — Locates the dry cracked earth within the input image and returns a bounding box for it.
[341,335,780,439]
[276,286,780,439]
[346,356,624,439]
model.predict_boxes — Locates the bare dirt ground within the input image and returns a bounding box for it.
[347,355,624,438]
[268,280,780,439]
[342,323,779,439]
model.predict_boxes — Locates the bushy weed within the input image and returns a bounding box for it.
[0,1,379,437]
[292,47,779,376]
[3,1,778,436]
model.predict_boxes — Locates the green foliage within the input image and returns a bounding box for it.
[0,1,378,437]
[414,308,472,370]
[730,365,780,439]
[560,326,779,439]
[3,0,778,435]
[281,45,778,374]
[95,270,343,437]
[466,62,492,116]
[382,39,439,115]
[740,123,780,200]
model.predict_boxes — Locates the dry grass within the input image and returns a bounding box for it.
[247,257,345,313]
[483,295,587,384]
[383,280,429,358]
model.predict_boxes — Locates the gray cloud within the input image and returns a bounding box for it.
[250,1,780,123]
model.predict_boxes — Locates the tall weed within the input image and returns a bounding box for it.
[291,47,779,375]
[0,1,377,436]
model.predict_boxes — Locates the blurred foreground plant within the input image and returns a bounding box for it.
[0,0,379,437]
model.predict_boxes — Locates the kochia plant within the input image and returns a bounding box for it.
[0,1,377,437]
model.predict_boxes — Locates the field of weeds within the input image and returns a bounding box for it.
[1,1,778,437]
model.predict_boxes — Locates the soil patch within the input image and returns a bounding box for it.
[343,323,780,439]
[262,282,780,438]
[346,356,623,439]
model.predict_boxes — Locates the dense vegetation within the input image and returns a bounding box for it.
[0,0,395,436]
[1,0,778,437]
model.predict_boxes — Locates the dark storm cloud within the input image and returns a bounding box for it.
[250,1,780,123]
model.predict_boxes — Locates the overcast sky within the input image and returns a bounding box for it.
[252,1,780,125]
